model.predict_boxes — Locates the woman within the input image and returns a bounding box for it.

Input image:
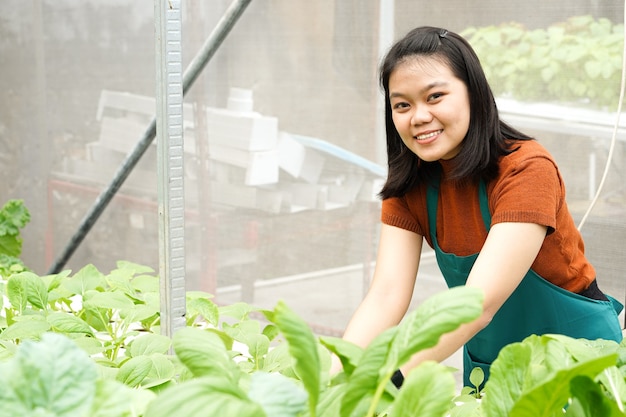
[339,26,624,387]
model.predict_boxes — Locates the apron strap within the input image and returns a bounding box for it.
[426,169,491,241]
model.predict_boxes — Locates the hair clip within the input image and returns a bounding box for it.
[438,29,448,38]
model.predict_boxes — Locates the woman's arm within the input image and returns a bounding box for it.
[400,221,547,374]
[333,224,422,371]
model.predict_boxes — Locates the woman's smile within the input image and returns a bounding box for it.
[414,129,442,142]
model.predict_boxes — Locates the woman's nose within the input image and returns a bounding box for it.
[411,105,432,125]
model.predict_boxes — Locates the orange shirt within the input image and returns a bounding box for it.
[381,139,594,293]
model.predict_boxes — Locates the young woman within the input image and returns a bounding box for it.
[339,26,624,387]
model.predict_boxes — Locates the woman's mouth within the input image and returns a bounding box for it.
[414,130,442,142]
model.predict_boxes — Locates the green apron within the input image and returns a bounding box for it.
[426,176,624,386]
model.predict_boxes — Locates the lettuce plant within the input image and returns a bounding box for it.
[0,196,623,416]
[0,199,30,277]
[0,261,624,417]
[462,15,624,109]
[142,285,485,417]
[0,332,148,417]
[0,258,486,417]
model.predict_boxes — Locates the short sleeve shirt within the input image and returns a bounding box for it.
[381,140,594,293]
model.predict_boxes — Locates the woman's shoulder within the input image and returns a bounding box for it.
[501,139,557,168]
[492,139,562,191]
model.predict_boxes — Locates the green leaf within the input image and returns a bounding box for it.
[172,327,237,380]
[0,235,22,259]
[116,355,153,387]
[42,270,71,293]
[248,372,308,417]
[143,376,266,417]
[187,297,219,327]
[26,277,49,310]
[0,316,51,341]
[224,318,261,340]
[596,366,626,408]
[115,260,155,275]
[106,269,137,297]
[123,304,159,324]
[341,327,397,417]
[448,400,482,417]
[0,200,31,237]
[389,361,456,417]
[243,332,271,368]
[83,289,135,310]
[265,300,321,415]
[567,375,626,417]
[388,286,483,373]
[143,353,176,387]
[483,334,619,417]
[468,366,485,390]
[313,384,345,416]
[482,339,541,415]
[129,333,172,357]
[88,379,138,417]
[0,332,97,417]
[205,327,234,350]
[320,336,364,377]
[130,274,160,294]
[186,290,214,300]
[0,340,18,361]
[262,323,280,341]
[0,254,27,278]
[62,264,106,296]
[262,342,293,373]
[6,274,28,313]
[71,335,105,355]
[0,200,30,259]
[46,311,94,336]
[219,302,256,320]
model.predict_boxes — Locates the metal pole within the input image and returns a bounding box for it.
[155,0,186,337]
[375,0,394,168]
[46,0,253,275]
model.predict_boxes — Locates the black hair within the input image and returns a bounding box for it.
[378,26,532,199]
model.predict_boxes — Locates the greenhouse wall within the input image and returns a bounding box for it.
[1,0,624,337]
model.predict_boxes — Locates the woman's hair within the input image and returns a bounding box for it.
[378,26,532,199]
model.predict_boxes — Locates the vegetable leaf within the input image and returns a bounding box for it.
[248,371,308,417]
[389,361,456,417]
[143,375,266,417]
[0,332,97,417]
[265,300,321,416]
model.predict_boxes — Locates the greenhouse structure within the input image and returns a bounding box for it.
[1,0,626,415]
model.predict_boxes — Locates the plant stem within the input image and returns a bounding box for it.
[365,371,394,417]
[603,368,624,412]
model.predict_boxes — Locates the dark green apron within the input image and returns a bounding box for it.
[426,176,624,386]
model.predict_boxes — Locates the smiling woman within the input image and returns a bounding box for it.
[336,25,624,389]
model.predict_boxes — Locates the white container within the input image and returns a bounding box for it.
[277,132,325,184]
[209,144,279,186]
[206,88,278,151]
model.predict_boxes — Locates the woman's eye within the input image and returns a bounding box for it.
[392,102,409,110]
[428,92,443,101]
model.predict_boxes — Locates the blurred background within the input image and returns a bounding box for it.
[1,1,624,341]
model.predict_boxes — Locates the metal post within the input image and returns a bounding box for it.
[375,0,394,167]
[155,0,186,338]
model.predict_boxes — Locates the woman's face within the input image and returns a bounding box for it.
[388,56,470,162]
